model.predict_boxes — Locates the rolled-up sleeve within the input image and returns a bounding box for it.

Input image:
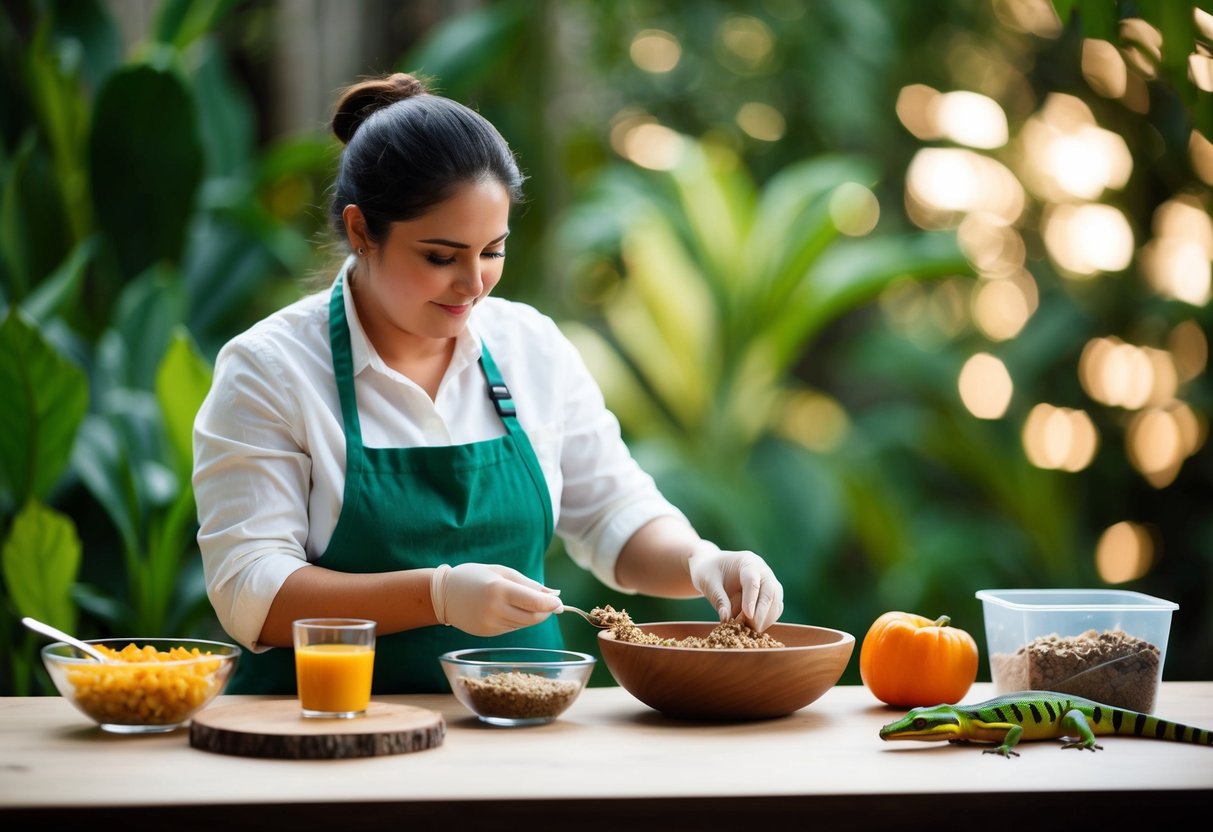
[546,327,686,591]
[193,338,313,651]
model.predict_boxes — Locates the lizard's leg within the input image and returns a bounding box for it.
[981,724,1022,758]
[1059,709,1103,752]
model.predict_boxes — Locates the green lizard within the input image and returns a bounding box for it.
[878,690,1213,757]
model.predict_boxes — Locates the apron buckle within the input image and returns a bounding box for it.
[489,383,517,417]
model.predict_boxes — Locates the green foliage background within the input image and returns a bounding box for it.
[1,0,1210,695]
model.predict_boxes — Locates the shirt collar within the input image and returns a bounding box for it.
[337,256,484,380]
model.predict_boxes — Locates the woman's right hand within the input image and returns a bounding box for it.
[429,563,562,636]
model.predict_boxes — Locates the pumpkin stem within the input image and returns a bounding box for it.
[933,615,951,628]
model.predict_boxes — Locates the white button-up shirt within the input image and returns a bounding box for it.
[193,267,684,651]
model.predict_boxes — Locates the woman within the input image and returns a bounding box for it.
[192,72,785,693]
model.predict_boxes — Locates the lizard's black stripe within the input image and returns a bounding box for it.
[993,707,1007,722]
[1175,724,1187,742]
[1010,703,1023,722]
[1134,713,1148,735]
[1043,700,1056,721]
[1111,709,1123,731]
[1029,703,1042,724]
[1156,719,1168,739]
[1092,705,1103,725]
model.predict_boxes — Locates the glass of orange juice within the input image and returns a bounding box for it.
[292,618,376,718]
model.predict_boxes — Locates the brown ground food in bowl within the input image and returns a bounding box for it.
[590,605,785,648]
[459,671,581,719]
[989,628,1160,712]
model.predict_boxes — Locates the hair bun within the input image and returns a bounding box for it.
[332,72,429,145]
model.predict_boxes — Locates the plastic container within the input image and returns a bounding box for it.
[975,589,1178,713]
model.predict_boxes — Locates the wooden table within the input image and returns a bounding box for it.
[2,683,1210,830]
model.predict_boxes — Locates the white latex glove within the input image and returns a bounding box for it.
[687,544,784,632]
[430,563,562,637]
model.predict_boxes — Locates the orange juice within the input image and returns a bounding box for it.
[295,644,375,714]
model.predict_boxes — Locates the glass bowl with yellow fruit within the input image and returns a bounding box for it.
[41,638,241,733]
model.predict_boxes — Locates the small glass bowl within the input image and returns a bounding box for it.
[42,637,241,733]
[439,647,596,727]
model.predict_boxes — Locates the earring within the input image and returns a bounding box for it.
[357,247,366,256]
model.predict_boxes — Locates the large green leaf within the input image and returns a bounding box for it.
[191,37,254,178]
[0,131,72,300]
[21,235,95,323]
[23,14,91,242]
[764,231,972,372]
[181,217,282,348]
[152,0,238,51]
[608,216,717,428]
[104,264,186,391]
[70,414,140,558]
[0,309,88,508]
[560,320,673,437]
[49,0,122,85]
[89,62,203,278]
[745,156,877,310]
[403,0,530,91]
[155,328,213,476]
[667,143,754,294]
[1,499,81,631]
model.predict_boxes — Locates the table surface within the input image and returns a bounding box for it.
[2,682,1211,829]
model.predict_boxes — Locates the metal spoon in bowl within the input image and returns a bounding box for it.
[21,617,113,662]
[559,605,608,628]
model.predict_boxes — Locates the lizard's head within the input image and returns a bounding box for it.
[879,705,963,743]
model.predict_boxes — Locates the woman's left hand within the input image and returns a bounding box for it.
[687,544,784,632]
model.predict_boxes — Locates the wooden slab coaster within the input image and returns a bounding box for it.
[190,699,445,759]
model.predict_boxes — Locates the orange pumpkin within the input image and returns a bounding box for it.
[859,611,979,707]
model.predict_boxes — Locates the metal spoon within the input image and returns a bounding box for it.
[560,605,608,628]
[21,617,113,662]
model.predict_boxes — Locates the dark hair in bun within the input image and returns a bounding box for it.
[328,72,526,246]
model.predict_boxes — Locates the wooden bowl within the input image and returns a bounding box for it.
[597,621,854,720]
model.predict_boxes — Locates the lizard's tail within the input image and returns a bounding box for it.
[1090,705,1213,745]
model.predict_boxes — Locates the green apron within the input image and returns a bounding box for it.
[229,275,562,694]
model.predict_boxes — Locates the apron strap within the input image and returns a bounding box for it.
[478,345,519,420]
[478,340,554,538]
[328,273,364,457]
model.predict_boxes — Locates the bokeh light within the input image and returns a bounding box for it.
[611,113,685,170]
[1041,203,1134,277]
[1119,17,1163,79]
[1140,194,1213,305]
[630,29,682,74]
[1081,38,1127,99]
[1095,521,1154,583]
[991,0,1062,37]
[776,390,849,453]
[896,84,942,141]
[716,14,774,73]
[1017,94,1133,202]
[1022,403,1099,472]
[971,272,1038,341]
[958,352,1013,419]
[1125,401,1206,487]
[956,215,1027,275]
[1078,336,1179,410]
[1168,320,1209,382]
[735,102,786,142]
[905,147,1025,227]
[1189,129,1213,186]
[829,182,880,237]
[933,90,1009,149]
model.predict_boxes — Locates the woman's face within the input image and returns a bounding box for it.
[351,178,511,346]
